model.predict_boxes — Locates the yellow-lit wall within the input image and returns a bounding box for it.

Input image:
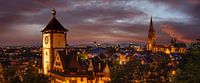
[54,77,88,83]
[147,43,153,51]
[52,77,110,83]
[43,49,50,74]
[53,52,64,72]
[53,33,66,48]
[42,33,66,75]
[153,46,186,54]
[42,33,51,75]
[66,77,88,83]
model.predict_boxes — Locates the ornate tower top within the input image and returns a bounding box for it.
[41,9,68,33]
[88,60,94,71]
[52,9,56,17]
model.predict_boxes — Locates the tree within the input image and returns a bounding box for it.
[2,61,51,83]
[3,66,21,83]
[174,39,200,82]
[110,52,174,83]
[22,61,51,83]
[110,60,143,83]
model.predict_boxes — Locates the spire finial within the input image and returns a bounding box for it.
[149,16,153,31]
[52,9,56,17]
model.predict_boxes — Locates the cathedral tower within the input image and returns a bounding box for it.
[147,17,156,51]
[41,9,68,75]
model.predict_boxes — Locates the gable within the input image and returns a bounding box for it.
[53,52,65,72]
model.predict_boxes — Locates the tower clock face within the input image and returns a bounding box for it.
[45,36,49,44]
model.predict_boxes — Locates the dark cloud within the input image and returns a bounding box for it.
[159,22,199,43]
[0,0,199,45]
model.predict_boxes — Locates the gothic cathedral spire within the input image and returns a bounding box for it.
[147,17,156,51]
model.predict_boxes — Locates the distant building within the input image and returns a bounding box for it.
[116,53,129,65]
[41,9,110,83]
[146,17,186,54]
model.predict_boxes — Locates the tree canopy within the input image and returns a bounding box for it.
[174,39,200,82]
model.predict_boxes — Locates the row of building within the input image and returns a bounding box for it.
[41,9,186,83]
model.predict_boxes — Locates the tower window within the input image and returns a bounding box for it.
[56,62,60,66]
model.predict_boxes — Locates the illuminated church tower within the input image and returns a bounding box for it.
[41,9,68,75]
[147,17,156,51]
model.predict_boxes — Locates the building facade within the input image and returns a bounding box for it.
[147,17,186,54]
[41,9,110,83]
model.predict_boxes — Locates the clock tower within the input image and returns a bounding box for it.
[41,9,68,75]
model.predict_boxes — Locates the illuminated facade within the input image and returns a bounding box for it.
[41,9,110,83]
[146,18,186,54]
[0,63,4,82]
[116,53,129,65]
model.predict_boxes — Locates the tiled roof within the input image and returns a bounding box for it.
[41,17,68,32]
[56,51,87,74]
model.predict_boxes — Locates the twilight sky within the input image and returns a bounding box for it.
[0,0,199,46]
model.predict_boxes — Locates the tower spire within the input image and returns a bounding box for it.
[88,60,94,71]
[103,61,111,81]
[147,17,156,51]
[149,16,154,32]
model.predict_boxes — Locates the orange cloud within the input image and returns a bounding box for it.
[161,24,193,43]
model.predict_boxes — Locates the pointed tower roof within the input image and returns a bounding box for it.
[88,60,94,71]
[41,9,68,33]
[103,61,111,81]
[149,16,154,32]
[147,17,156,51]
[67,55,86,73]
[103,62,110,74]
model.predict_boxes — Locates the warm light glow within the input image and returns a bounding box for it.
[171,70,176,75]
[103,77,111,81]
[118,54,127,65]
[141,60,145,65]
[43,34,51,48]
[43,49,50,75]
[135,80,140,83]
[165,48,170,54]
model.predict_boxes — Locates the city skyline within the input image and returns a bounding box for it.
[0,0,200,46]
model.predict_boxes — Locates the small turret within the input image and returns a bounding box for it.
[171,37,177,45]
[103,61,111,81]
[103,63,110,74]
[88,60,94,71]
